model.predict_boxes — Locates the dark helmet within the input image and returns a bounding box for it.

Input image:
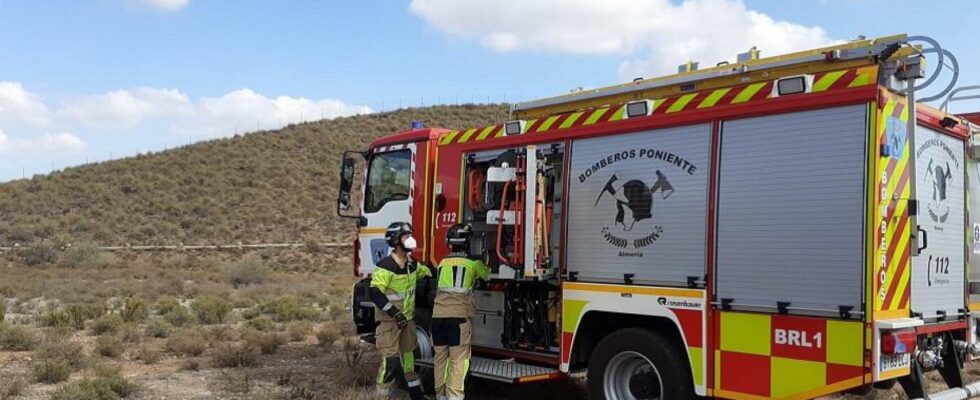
[445,224,473,250]
[385,222,414,247]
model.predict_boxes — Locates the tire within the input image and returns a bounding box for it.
[587,328,695,400]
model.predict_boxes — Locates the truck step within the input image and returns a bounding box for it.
[418,356,561,383]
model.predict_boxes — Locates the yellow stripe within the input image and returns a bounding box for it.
[438,131,458,145]
[713,389,769,400]
[494,126,506,138]
[583,108,609,125]
[782,376,865,400]
[456,128,479,144]
[649,98,665,113]
[813,70,847,92]
[878,366,910,380]
[849,67,875,87]
[536,115,560,132]
[563,282,703,298]
[559,111,583,128]
[697,88,731,109]
[731,82,767,104]
[522,119,538,133]
[609,105,626,121]
[475,125,497,141]
[667,93,698,113]
[358,227,387,234]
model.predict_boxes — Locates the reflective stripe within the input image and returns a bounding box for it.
[387,294,403,301]
[439,287,471,294]
[382,303,393,312]
[407,379,422,388]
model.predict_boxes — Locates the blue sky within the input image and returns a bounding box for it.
[0,0,978,181]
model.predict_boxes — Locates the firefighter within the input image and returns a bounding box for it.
[432,224,490,400]
[368,222,431,400]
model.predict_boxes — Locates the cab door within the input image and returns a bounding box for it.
[911,125,967,321]
[357,143,419,276]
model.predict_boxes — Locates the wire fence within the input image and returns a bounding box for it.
[0,242,351,253]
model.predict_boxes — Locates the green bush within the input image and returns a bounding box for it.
[20,241,59,266]
[154,297,181,315]
[35,339,87,370]
[59,243,106,269]
[120,296,149,323]
[163,306,194,327]
[244,315,275,332]
[144,320,172,338]
[134,344,162,365]
[165,329,208,357]
[225,255,271,288]
[254,297,319,322]
[0,323,39,351]
[50,365,138,399]
[211,342,257,368]
[0,300,5,323]
[41,310,74,329]
[91,314,124,336]
[191,296,232,324]
[66,303,105,330]
[95,335,125,358]
[32,359,72,383]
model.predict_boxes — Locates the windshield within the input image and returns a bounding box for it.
[364,150,411,213]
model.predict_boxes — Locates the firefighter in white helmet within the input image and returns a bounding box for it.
[368,222,431,400]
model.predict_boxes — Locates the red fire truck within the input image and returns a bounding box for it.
[339,34,980,399]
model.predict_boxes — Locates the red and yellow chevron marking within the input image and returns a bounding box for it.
[713,312,865,399]
[873,93,912,316]
[437,67,876,146]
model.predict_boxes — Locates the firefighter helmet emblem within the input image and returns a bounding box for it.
[594,171,674,231]
[926,158,952,223]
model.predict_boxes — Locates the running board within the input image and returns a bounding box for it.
[417,356,562,384]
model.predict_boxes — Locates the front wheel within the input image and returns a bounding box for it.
[587,328,694,400]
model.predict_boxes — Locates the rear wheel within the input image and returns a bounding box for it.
[587,328,694,400]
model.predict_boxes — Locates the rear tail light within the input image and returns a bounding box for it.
[882,329,916,354]
[353,237,361,277]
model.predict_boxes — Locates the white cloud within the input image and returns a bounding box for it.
[61,87,372,138]
[62,87,191,130]
[0,129,86,155]
[139,0,190,11]
[0,81,51,128]
[409,0,836,79]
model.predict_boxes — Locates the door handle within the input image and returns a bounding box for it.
[917,226,928,252]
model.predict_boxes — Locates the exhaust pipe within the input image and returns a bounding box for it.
[912,381,980,400]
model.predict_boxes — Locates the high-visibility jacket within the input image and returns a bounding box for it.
[433,252,490,319]
[371,255,432,321]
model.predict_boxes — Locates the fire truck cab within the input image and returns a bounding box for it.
[339,34,980,399]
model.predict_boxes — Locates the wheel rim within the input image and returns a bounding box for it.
[415,326,433,361]
[603,351,663,400]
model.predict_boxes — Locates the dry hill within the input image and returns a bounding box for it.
[0,104,509,246]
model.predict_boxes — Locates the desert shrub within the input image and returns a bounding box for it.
[211,342,257,368]
[91,314,124,336]
[144,320,172,338]
[66,303,105,330]
[225,255,271,288]
[95,335,125,358]
[191,296,232,324]
[337,336,373,387]
[254,297,319,322]
[120,324,144,343]
[154,296,181,315]
[315,324,342,347]
[134,344,162,365]
[0,373,27,400]
[0,323,39,351]
[0,300,5,323]
[120,296,149,323]
[50,364,138,399]
[21,241,59,266]
[245,315,275,332]
[59,243,105,269]
[32,359,72,383]
[34,340,86,370]
[243,330,286,355]
[41,310,74,329]
[163,306,194,327]
[286,321,313,342]
[166,329,208,357]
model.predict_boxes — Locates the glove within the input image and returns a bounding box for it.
[393,312,408,329]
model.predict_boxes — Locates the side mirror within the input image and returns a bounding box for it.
[337,151,365,218]
[339,157,355,210]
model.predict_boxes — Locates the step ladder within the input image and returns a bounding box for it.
[417,356,562,384]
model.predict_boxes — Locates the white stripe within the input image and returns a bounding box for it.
[407,379,421,388]
[387,294,403,301]
[439,287,470,294]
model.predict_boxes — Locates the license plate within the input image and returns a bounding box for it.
[879,353,910,373]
